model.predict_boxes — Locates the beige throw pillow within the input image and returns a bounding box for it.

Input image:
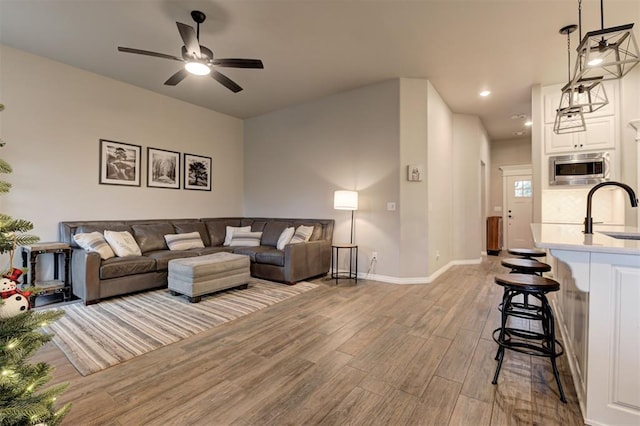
[223,226,251,246]
[165,232,205,251]
[289,225,314,244]
[276,227,295,250]
[104,230,142,257]
[73,232,115,260]
[229,231,263,247]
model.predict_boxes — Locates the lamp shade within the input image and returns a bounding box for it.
[334,190,358,210]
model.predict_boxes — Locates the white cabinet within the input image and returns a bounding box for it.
[543,80,618,124]
[545,115,616,154]
[542,80,619,155]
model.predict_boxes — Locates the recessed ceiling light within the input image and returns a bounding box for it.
[524,120,533,126]
[479,90,491,97]
[510,113,527,120]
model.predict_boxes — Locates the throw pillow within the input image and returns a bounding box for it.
[276,227,295,250]
[229,231,263,247]
[73,232,115,260]
[164,232,205,251]
[289,225,314,244]
[104,230,142,257]
[223,226,251,246]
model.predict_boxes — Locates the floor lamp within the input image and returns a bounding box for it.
[334,190,358,244]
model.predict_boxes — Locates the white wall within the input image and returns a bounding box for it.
[244,80,401,277]
[0,45,244,268]
[399,79,429,278]
[426,82,454,274]
[244,78,489,282]
[453,114,491,261]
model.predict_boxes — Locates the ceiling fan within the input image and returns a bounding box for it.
[118,10,263,93]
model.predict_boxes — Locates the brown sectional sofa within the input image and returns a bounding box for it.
[59,218,334,304]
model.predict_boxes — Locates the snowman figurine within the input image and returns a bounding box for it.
[0,270,31,318]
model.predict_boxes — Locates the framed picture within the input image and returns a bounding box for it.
[184,153,212,191]
[99,139,141,186]
[407,164,423,182]
[147,148,180,189]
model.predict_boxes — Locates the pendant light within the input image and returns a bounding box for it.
[561,1,609,115]
[554,25,587,134]
[575,0,640,81]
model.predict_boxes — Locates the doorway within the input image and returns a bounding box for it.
[500,165,534,249]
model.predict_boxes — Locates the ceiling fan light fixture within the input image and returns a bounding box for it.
[185,61,210,76]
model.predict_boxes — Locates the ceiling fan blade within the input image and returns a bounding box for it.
[164,69,189,86]
[118,47,183,62]
[176,22,201,59]
[211,70,242,93]
[211,58,264,69]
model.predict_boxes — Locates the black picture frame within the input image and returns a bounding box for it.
[99,139,141,186]
[183,153,212,191]
[147,147,180,189]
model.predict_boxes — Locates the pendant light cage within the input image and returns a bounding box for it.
[555,24,588,134]
[559,76,608,113]
[575,22,640,81]
[554,106,587,134]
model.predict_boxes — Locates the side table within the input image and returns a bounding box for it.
[21,242,71,303]
[331,243,358,284]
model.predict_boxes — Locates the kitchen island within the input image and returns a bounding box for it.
[532,223,640,426]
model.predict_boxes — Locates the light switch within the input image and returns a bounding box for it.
[387,202,396,211]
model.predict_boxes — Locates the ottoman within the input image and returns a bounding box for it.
[168,253,251,303]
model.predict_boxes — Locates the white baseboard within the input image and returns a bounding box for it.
[357,256,482,285]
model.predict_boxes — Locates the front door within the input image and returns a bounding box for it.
[506,174,534,249]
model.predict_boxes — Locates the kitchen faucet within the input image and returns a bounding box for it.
[584,181,639,234]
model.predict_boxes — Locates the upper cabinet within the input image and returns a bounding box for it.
[543,80,619,155]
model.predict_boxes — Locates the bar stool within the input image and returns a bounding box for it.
[507,248,546,259]
[501,258,551,276]
[492,273,566,403]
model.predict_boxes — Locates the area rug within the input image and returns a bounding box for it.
[45,280,318,376]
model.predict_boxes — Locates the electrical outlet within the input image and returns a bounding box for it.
[372,251,378,261]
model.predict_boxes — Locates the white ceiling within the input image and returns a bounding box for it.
[1,0,639,141]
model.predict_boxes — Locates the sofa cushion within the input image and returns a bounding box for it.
[277,227,295,250]
[251,221,268,232]
[100,256,157,280]
[229,231,263,247]
[72,224,132,248]
[204,219,241,246]
[165,232,205,251]
[290,225,314,244]
[231,246,274,262]
[132,223,174,253]
[185,246,234,256]
[255,249,285,267]
[73,232,115,260]
[223,226,251,246]
[294,222,322,241]
[261,221,292,247]
[145,250,198,271]
[104,230,142,257]
[173,222,211,247]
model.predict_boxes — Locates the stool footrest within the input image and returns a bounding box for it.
[493,328,564,358]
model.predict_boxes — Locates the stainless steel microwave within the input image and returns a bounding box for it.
[549,152,610,186]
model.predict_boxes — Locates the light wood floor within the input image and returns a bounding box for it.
[33,255,584,425]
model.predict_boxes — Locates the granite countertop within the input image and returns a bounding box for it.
[531,223,640,255]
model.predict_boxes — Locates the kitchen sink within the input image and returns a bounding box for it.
[598,231,640,240]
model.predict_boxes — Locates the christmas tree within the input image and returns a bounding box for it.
[0,103,70,424]
[0,310,70,425]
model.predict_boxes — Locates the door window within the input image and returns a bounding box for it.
[514,180,532,198]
